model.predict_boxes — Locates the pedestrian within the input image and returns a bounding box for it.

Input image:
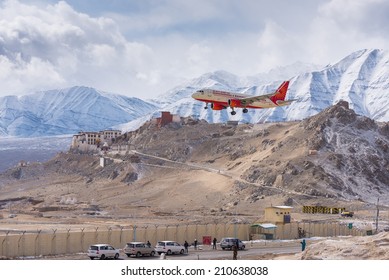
[232,245,238,260]
[194,239,198,250]
[212,237,217,250]
[146,241,151,248]
[184,241,189,253]
[300,239,306,251]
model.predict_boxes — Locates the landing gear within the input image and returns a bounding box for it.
[243,108,248,113]
[204,103,208,109]
[230,110,236,115]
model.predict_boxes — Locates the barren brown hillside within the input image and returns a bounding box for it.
[1,101,389,232]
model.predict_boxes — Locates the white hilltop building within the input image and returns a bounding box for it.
[71,129,122,152]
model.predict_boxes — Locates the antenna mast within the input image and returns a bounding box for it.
[375,197,379,234]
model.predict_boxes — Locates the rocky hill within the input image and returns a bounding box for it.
[112,100,389,204]
[1,101,388,226]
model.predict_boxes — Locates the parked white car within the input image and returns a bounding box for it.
[87,244,120,260]
[155,241,185,255]
[123,242,156,257]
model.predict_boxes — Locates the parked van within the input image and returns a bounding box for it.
[220,238,245,250]
[123,242,156,257]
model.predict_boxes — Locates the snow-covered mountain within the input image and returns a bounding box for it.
[0,86,158,136]
[1,49,388,137]
[118,49,389,132]
[150,49,389,125]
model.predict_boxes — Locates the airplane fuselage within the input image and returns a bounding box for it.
[191,81,293,115]
[192,89,290,109]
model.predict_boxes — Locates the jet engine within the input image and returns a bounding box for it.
[211,103,225,110]
[228,99,242,107]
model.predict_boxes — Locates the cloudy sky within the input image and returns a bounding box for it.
[0,0,388,98]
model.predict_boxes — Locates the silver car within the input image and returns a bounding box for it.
[123,242,156,257]
[87,244,120,260]
[220,238,245,250]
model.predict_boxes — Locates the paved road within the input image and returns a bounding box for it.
[176,245,301,260]
[36,244,301,260]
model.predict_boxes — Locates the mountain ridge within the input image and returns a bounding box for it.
[120,48,389,132]
[0,86,158,136]
[1,48,388,137]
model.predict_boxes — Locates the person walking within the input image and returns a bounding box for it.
[300,239,306,251]
[212,237,217,250]
[194,239,198,250]
[184,241,189,253]
[232,245,238,260]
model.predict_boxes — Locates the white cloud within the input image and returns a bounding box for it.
[0,0,389,98]
[306,0,389,64]
[0,0,158,96]
[254,21,301,72]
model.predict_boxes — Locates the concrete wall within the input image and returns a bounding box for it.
[110,145,129,152]
[0,222,365,258]
[0,223,249,258]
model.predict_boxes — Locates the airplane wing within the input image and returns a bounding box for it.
[237,81,290,106]
[237,93,273,106]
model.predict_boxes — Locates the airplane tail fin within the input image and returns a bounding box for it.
[270,81,289,103]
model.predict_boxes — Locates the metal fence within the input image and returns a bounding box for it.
[0,222,364,258]
[0,223,248,258]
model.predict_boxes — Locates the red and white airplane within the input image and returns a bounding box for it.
[191,81,294,115]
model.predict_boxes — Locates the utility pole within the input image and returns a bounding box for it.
[375,197,379,234]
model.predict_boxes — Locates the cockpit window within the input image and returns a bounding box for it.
[198,90,204,93]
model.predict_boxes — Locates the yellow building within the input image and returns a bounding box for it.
[264,206,293,224]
